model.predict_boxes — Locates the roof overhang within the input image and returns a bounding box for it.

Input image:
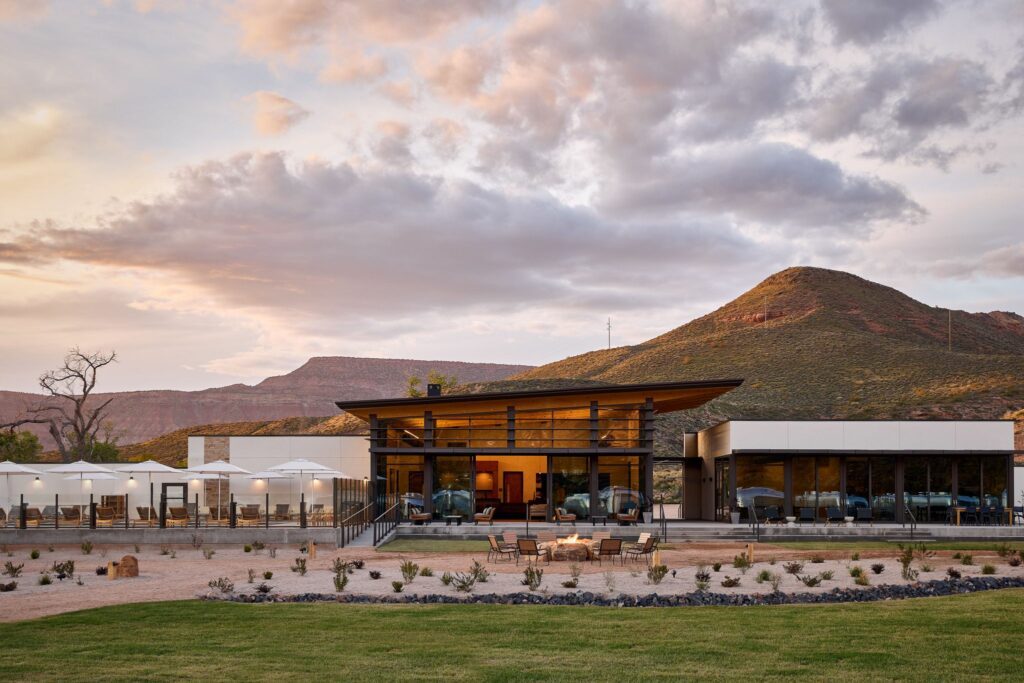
[335,379,743,420]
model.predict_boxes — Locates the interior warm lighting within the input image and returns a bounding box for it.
[475,472,494,490]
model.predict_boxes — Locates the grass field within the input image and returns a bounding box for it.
[376,538,490,552]
[2,591,1023,681]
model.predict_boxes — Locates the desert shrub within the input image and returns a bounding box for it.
[947,567,962,578]
[854,574,870,586]
[30,549,39,560]
[469,560,489,583]
[603,571,616,593]
[251,541,265,553]
[871,563,885,575]
[712,562,722,572]
[451,572,476,593]
[952,552,962,559]
[440,571,453,586]
[95,565,107,576]
[291,558,307,576]
[133,544,140,553]
[0,581,17,592]
[783,561,804,575]
[191,534,204,550]
[920,563,935,572]
[269,546,277,559]
[400,560,419,583]
[263,571,273,580]
[569,563,583,580]
[849,566,864,578]
[2,562,24,578]
[352,559,365,570]
[897,545,918,581]
[695,578,710,592]
[961,554,974,566]
[755,569,772,584]
[80,541,93,555]
[243,545,252,553]
[369,570,382,580]
[995,543,1012,558]
[52,560,75,580]
[694,565,711,583]
[851,552,860,561]
[247,568,255,583]
[801,574,822,587]
[647,564,669,585]
[733,555,752,573]
[333,572,349,592]
[255,582,273,594]
[819,570,834,581]
[38,574,52,585]
[720,576,741,588]
[810,555,824,564]
[1008,555,1022,567]
[391,580,404,593]
[521,566,544,591]
[159,546,171,556]
[769,557,777,565]
[331,558,353,575]
[981,564,997,575]
[48,545,55,553]
[202,549,216,560]
[208,577,234,594]
[769,573,782,593]
[561,578,579,589]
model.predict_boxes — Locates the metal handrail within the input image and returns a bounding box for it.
[338,503,373,548]
[903,504,917,538]
[748,505,761,542]
[372,499,401,546]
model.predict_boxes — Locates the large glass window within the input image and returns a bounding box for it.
[596,406,641,448]
[792,456,816,517]
[434,456,472,519]
[904,457,954,522]
[735,456,785,519]
[714,458,730,522]
[598,455,641,518]
[929,457,953,523]
[846,457,869,516]
[434,412,507,448]
[378,416,425,448]
[552,456,590,519]
[871,457,896,521]
[982,457,1008,507]
[957,455,981,507]
[818,457,841,514]
[903,457,929,522]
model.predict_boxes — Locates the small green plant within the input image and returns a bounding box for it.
[1008,555,1022,567]
[247,568,255,583]
[159,546,171,556]
[851,552,860,561]
[521,565,544,591]
[854,574,870,586]
[720,576,740,588]
[0,581,17,592]
[981,564,997,575]
[783,561,804,575]
[208,577,234,593]
[30,549,39,560]
[920,563,934,572]
[469,560,489,583]
[897,545,918,581]
[647,564,669,585]
[80,541,93,555]
[333,572,349,592]
[202,548,216,560]
[251,541,265,553]
[440,571,453,586]
[561,577,579,589]
[755,569,772,584]
[255,582,273,594]
[799,574,821,587]
[871,563,885,575]
[818,570,834,581]
[38,573,52,586]
[391,580,404,593]
[291,558,307,576]
[419,567,434,577]
[733,554,752,573]
[331,558,353,575]
[952,552,962,559]
[52,560,75,580]
[712,562,722,572]
[947,567,962,579]
[849,565,864,578]
[569,563,583,580]
[694,565,711,583]
[995,542,1012,558]
[769,573,782,593]
[243,544,252,553]
[263,570,273,580]
[961,554,974,566]
[400,560,419,583]
[369,570,382,580]
[3,561,24,578]
[810,555,824,564]
[451,572,476,593]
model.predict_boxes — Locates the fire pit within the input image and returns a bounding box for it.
[549,534,591,562]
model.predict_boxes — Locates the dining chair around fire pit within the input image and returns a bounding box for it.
[516,538,548,565]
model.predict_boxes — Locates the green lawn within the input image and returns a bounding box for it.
[376,538,489,553]
[3,591,1024,681]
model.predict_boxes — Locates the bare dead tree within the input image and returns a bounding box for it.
[0,348,117,462]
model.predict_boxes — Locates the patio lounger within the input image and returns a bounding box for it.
[272,504,291,521]
[135,506,158,527]
[237,506,262,527]
[473,507,495,526]
[207,506,229,526]
[95,506,116,528]
[166,507,189,527]
[487,534,517,562]
[554,507,576,525]
[616,508,640,526]
[60,506,83,526]
[516,538,548,565]
[528,503,548,521]
[25,507,42,527]
[593,538,623,566]
[408,506,432,525]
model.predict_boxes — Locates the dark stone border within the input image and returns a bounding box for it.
[205,576,1024,607]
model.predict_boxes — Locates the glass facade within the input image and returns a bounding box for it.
[735,456,784,517]
[598,455,643,517]
[433,456,472,519]
[982,456,1008,507]
[903,456,953,523]
[551,456,589,519]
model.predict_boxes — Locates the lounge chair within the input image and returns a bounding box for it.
[60,506,82,526]
[487,534,517,562]
[616,508,640,526]
[135,506,158,527]
[0,507,6,527]
[825,507,845,525]
[273,504,291,521]
[554,507,576,525]
[473,506,495,526]
[593,538,623,565]
[207,506,229,526]
[166,507,189,527]
[516,538,548,565]
[626,536,657,564]
[95,506,116,528]
[237,506,262,527]
[408,506,432,525]
[528,503,547,521]
[798,507,816,525]
[25,507,42,527]
[855,508,873,525]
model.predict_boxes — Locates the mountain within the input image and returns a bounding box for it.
[476,267,1024,454]
[1,357,531,450]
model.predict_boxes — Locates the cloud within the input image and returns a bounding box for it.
[601,143,925,233]
[0,0,47,22]
[244,91,309,136]
[0,104,65,162]
[318,47,388,84]
[423,118,467,159]
[370,121,413,166]
[931,242,1024,279]
[821,0,941,45]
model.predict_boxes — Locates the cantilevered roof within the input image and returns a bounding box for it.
[335,379,743,420]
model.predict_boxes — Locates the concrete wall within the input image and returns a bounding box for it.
[727,420,1014,452]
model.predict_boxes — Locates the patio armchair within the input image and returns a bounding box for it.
[625,536,657,564]
[408,506,432,525]
[25,507,42,527]
[626,532,651,550]
[60,506,82,526]
[591,530,611,542]
[237,506,262,527]
[474,507,495,526]
[166,507,189,527]
[855,508,873,525]
[616,508,640,526]
[487,534,517,562]
[798,507,815,525]
[962,506,978,525]
[95,506,116,528]
[528,503,547,521]
[501,531,518,545]
[825,507,845,525]
[554,507,576,525]
[593,538,623,565]
[516,538,549,565]
[273,504,292,521]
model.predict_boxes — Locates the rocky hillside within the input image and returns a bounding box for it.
[2,357,530,449]
[478,267,1024,456]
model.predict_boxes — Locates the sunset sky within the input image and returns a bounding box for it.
[1,0,1022,393]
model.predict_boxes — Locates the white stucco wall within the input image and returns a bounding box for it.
[725,420,1014,452]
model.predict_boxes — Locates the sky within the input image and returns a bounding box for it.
[1,0,1023,394]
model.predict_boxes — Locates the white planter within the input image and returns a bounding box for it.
[730,512,741,525]
[643,511,653,525]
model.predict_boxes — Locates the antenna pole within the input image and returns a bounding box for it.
[948,309,951,352]
[607,317,611,350]
[764,297,767,327]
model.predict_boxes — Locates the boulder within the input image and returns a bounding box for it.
[117,555,139,578]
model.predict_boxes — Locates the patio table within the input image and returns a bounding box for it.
[952,507,1012,526]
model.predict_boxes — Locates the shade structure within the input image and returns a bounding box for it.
[186,460,251,513]
[63,472,119,481]
[0,460,44,512]
[182,472,220,509]
[116,460,182,516]
[47,460,118,523]
[268,459,340,509]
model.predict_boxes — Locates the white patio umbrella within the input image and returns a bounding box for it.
[245,470,294,514]
[186,460,251,514]
[181,472,220,510]
[0,460,44,513]
[117,460,182,519]
[268,459,342,510]
[47,460,118,524]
